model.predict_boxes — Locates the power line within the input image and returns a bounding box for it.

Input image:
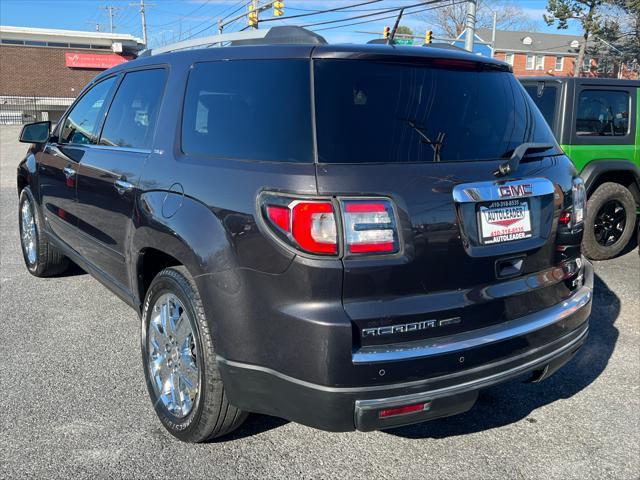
[299,0,449,28]
[311,0,465,32]
[258,0,384,23]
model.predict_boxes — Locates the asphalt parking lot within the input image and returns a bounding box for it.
[0,125,639,479]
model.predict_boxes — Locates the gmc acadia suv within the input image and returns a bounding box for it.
[17,27,593,442]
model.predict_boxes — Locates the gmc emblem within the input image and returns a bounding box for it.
[498,184,533,198]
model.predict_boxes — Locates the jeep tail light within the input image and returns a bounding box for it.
[265,200,337,255]
[342,200,399,255]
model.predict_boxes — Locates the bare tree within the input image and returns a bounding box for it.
[419,0,537,39]
[544,0,606,76]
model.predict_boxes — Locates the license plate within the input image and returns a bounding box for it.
[478,199,532,245]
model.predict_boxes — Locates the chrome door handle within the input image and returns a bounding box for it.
[114,179,134,195]
[63,166,76,178]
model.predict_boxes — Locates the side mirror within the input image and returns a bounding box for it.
[19,121,51,144]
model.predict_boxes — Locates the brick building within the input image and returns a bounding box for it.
[0,26,144,124]
[456,28,638,80]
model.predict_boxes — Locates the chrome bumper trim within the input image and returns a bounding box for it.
[353,261,593,364]
[355,322,588,413]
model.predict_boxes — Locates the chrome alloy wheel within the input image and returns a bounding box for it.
[147,293,199,418]
[20,199,37,266]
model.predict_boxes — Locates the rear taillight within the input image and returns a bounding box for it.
[342,200,399,255]
[558,178,586,229]
[262,195,399,257]
[265,199,337,255]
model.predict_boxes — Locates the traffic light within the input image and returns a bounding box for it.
[248,3,258,28]
[273,1,284,17]
[383,26,390,39]
[425,30,433,44]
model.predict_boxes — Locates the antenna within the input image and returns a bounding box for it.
[387,8,404,45]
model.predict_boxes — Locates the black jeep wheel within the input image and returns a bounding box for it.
[582,182,637,260]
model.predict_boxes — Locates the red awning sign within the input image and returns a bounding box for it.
[65,52,130,69]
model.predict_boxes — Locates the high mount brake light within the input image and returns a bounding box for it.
[263,196,400,257]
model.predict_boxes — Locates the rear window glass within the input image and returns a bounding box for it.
[182,60,313,163]
[524,83,558,130]
[314,60,556,163]
[576,89,630,136]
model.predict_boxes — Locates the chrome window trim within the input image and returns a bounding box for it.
[452,177,555,203]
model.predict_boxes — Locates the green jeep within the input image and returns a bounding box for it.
[522,77,639,260]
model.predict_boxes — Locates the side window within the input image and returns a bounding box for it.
[576,90,630,136]
[59,77,116,145]
[524,84,558,129]
[99,69,166,149]
[181,60,313,163]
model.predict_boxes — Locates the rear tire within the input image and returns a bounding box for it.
[581,182,636,261]
[141,266,247,442]
[18,187,69,277]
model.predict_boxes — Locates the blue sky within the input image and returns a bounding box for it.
[0,0,581,47]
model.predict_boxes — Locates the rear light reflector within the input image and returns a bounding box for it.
[343,200,398,255]
[379,402,429,418]
[558,211,571,225]
[266,205,290,232]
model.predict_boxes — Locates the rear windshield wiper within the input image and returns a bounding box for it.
[495,143,555,177]
[402,119,446,162]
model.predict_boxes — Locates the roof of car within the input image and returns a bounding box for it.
[519,76,639,87]
[94,41,511,84]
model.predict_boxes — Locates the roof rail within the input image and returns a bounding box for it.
[142,26,326,57]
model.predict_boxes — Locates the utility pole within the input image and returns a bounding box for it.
[130,0,154,47]
[491,11,497,56]
[464,0,477,52]
[101,5,122,33]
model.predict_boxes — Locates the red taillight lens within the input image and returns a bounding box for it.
[379,402,429,418]
[559,211,571,225]
[266,205,291,232]
[291,201,337,254]
[343,200,398,255]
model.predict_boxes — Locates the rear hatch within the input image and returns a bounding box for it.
[312,50,578,348]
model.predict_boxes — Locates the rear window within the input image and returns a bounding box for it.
[314,60,556,163]
[182,60,313,163]
[524,83,558,130]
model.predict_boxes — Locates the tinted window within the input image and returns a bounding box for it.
[314,60,556,164]
[524,84,558,129]
[576,90,630,136]
[59,77,116,145]
[100,69,166,149]
[182,60,313,162]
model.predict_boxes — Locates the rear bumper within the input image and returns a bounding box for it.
[217,260,593,432]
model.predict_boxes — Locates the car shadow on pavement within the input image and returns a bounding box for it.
[385,273,620,440]
[211,414,290,442]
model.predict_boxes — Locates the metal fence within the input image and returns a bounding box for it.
[0,96,74,125]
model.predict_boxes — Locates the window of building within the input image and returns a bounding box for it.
[182,60,314,163]
[504,53,514,66]
[69,43,91,49]
[582,57,593,73]
[47,42,69,48]
[526,54,535,70]
[555,56,564,71]
[59,77,117,145]
[99,69,167,150]
[576,90,630,136]
[535,55,545,70]
[1,39,24,45]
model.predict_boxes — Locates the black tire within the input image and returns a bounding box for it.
[582,182,637,261]
[141,266,247,442]
[18,187,69,277]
